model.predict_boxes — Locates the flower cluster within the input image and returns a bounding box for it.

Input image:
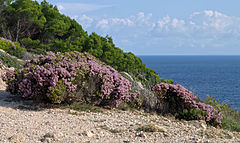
[154,83,223,125]
[2,51,137,107]
[0,37,16,50]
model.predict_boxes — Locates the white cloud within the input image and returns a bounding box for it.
[172,18,185,28]
[57,5,65,11]
[79,15,93,28]
[56,3,113,13]
[78,10,240,54]
[157,16,171,28]
[93,12,155,34]
[204,10,214,17]
[96,19,109,30]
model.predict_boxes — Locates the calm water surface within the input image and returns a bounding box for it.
[139,56,240,111]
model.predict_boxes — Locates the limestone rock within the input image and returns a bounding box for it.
[135,131,146,138]
[8,135,25,142]
[83,131,94,137]
[156,125,167,133]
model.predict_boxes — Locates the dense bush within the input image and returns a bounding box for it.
[2,51,138,107]
[0,37,25,59]
[154,83,223,126]
[0,51,23,68]
[205,95,240,132]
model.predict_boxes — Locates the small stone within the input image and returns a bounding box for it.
[201,123,207,129]
[136,132,146,138]
[157,126,167,133]
[41,132,63,142]
[83,131,94,137]
[43,133,55,139]
[8,135,25,142]
[41,137,51,143]
[163,133,169,137]
[123,140,130,143]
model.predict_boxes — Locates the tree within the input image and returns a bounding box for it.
[0,0,46,41]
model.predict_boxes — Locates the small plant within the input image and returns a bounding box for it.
[0,37,25,59]
[205,94,240,132]
[224,135,233,139]
[177,109,206,121]
[0,51,23,68]
[109,129,122,133]
[99,125,109,130]
[93,119,106,122]
[66,103,104,113]
[68,110,79,115]
[16,105,39,111]
[136,124,159,132]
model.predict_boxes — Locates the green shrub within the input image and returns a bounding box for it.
[177,109,206,121]
[0,51,23,68]
[21,38,46,54]
[136,124,160,132]
[48,80,67,103]
[0,38,25,59]
[221,116,240,132]
[205,94,240,132]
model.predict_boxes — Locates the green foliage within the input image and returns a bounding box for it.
[48,80,67,103]
[136,124,162,132]
[0,0,46,41]
[109,129,122,133]
[66,103,104,113]
[0,39,25,58]
[221,116,240,132]
[21,38,46,54]
[177,109,206,121]
[0,51,23,68]
[16,105,39,111]
[205,94,240,132]
[0,0,172,90]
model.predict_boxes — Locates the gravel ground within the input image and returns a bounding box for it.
[1,69,240,143]
[0,68,6,90]
[0,91,240,143]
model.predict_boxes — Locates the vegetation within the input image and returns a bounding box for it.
[154,83,223,126]
[136,124,164,132]
[1,0,239,133]
[0,51,23,68]
[0,0,173,89]
[205,95,240,132]
[0,37,25,58]
[66,103,104,113]
[2,51,138,107]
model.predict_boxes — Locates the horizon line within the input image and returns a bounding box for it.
[137,54,240,56]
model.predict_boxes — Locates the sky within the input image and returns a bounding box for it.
[38,0,240,55]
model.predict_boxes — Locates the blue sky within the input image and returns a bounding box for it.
[38,0,240,55]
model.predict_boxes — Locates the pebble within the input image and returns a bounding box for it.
[8,135,25,142]
[83,131,94,137]
[135,132,146,138]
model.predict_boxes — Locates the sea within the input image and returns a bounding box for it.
[139,55,240,111]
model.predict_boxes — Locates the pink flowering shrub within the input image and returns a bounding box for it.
[2,51,137,107]
[154,83,223,126]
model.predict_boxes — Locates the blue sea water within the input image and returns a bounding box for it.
[139,56,240,111]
